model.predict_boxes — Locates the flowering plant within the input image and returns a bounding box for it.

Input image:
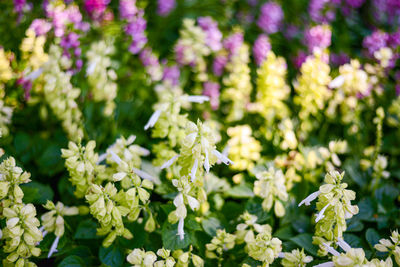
[0,0,399,266]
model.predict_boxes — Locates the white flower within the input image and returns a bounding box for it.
[315,203,330,222]
[190,159,198,182]
[177,217,185,240]
[337,238,351,252]
[329,75,345,88]
[187,195,200,211]
[323,243,340,256]
[161,155,178,169]
[213,149,234,165]
[144,109,162,130]
[298,191,320,207]
[187,95,210,103]
[48,235,60,258]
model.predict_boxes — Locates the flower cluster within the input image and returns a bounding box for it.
[253,167,288,217]
[86,40,117,116]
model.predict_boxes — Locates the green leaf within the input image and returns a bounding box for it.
[21,182,54,205]
[366,228,380,248]
[290,233,318,257]
[225,183,254,198]
[346,219,364,232]
[58,255,86,267]
[201,217,222,236]
[99,246,124,267]
[74,219,100,239]
[344,234,362,248]
[162,222,193,250]
[274,225,294,240]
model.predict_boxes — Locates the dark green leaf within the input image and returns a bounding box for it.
[58,255,86,267]
[290,233,318,256]
[201,217,222,236]
[366,228,380,248]
[99,246,124,267]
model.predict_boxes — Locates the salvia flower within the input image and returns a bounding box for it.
[363,31,389,58]
[253,50,289,125]
[61,140,104,198]
[226,125,261,171]
[245,229,282,266]
[2,204,42,266]
[85,183,133,247]
[253,167,288,217]
[197,16,223,52]
[305,24,332,53]
[157,0,176,16]
[139,48,162,81]
[40,45,83,140]
[86,40,117,116]
[40,201,79,257]
[253,34,271,66]
[84,0,110,20]
[0,157,31,203]
[205,229,236,259]
[222,42,252,121]
[299,171,358,254]
[281,249,313,267]
[177,120,233,181]
[375,230,400,265]
[257,2,284,34]
[309,0,337,23]
[124,9,147,54]
[119,0,137,20]
[202,81,220,110]
[294,49,331,136]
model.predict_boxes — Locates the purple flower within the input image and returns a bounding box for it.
[257,2,283,34]
[162,65,180,86]
[84,0,110,20]
[14,0,32,22]
[29,19,52,36]
[198,17,223,52]
[157,0,176,16]
[203,82,220,110]
[223,32,244,56]
[309,0,338,23]
[119,0,138,20]
[212,55,228,76]
[125,10,147,54]
[389,30,400,48]
[346,0,365,8]
[253,34,271,66]
[139,48,162,81]
[330,52,350,66]
[293,51,307,69]
[305,25,331,52]
[363,31,389,57]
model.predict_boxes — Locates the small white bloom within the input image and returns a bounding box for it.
[337,238,351,252]
[161,155,178,169]
[315,203,330,222]
[278,252,285,258]
[187,95,210,103]
[323,243,340,256]
[204,150,210,173]
[113,172,127,181]
[97,152,107,164]
[144,110,162,130]
[25,68,43,81]
[110,151,122,165]
[177,218,185,240]
[173,193,184,207]
[187,195,200,211]
[298,191,320,207]
[213,149,234,165]
[132,167,156,182]
[48,235,60,258]
[329,75,345,88]
[190,159,198,182]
